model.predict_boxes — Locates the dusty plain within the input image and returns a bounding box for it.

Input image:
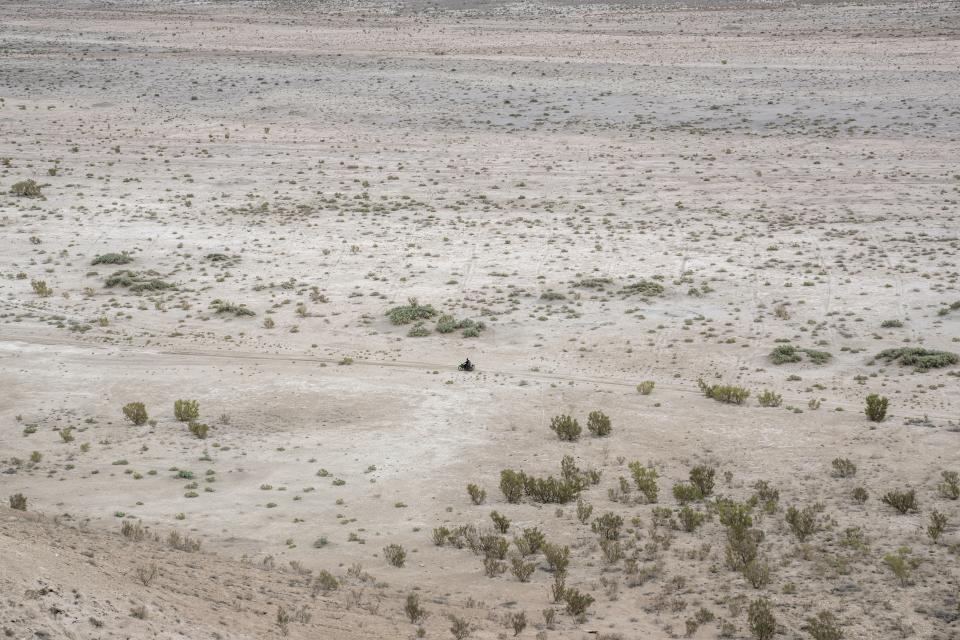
[1,0,959,638]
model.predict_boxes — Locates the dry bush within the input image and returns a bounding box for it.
[122,402,149,426]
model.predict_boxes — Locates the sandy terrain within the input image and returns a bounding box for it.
[1,0,959,638]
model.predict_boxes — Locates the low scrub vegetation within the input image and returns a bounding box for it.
[698,379,750,405]
[875,347,958,371]
[387,298,437,325]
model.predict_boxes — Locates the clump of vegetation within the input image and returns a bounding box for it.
[383,543,406,567]
[831,458,857,478]
[499,458,595,505]
[769,345,832,365]
[549,414,581,441]
[91,252,133,265]
[106,270,173,292]
[882,488,917,514]
[785,505,818,541]
[563,588,594,620]
[466,483,486,505]
[574,277,612,289]
[880,319,903,328]
[490,511,510,534]
[590,512,623,540]
[689,466,715,496]
[619,279,664,297]
[938,471,959,500]
[672,482,701,504]
[435,314,485,337]
[805,611,843,640]
[883,546,919,586]
[757,390,782,407]
[404,593,427,624]
[407,322,430,337]
[748,598,776,640]
[11,179,42,197]
[937,301,960,316]
[174,399,199,422]
[586,411,611,437]
[9,493,27,510]
[636,380,655,395]
[122,402,149,426]
[387,298,437,325]
[627,462,659,503]
[188,422,209,439]
[865,394,888,422]
[928,510,948,542]
[698,379,750,405]
[875,347,958,371]
[30,280,52,297]
[210,299,255,316]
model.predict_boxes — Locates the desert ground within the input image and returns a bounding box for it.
[1,0,959,638]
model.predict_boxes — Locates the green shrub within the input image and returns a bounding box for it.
[938,471,960,499]
[122,402,148,425]
[467,483,486,505]
[11,179,42,197]
[881,319,903,328]
[174,399,199,422]
[543,543,570,574]
[432,526,451,546]
[757,390,782,407]
[831,458,857,478]
[748,598,776,640]
[448,615,471,640]
[549,415,581,441]
[928,510,948,542]
[590,512,623,541]
[882,489,917,514]
[785,505,818,541]
[313,570,339,594]
[576,498,593,524]
[806,611,843,640]
[91,252,133,265]
[510,555,535,582]
[500,470,525,503]
[106,270,173,292]
[636,380,655,395]
[875,347,958,371]
[586,411,611,437]
[689,466,715,496]
[883,547,918,586]
[619,280,664,297]
[387,298,437,325]
[852,486,868,504]
[9,493,27,510]
[563,588,594,620]
[383,543,406,567]
[769,345,802,364]
[407,322,430,337]
[30,280,52,297]
[516,527,545,556]
[698,379,750,405]
[404,593,426,624]
[769,345,832,365]
[210,299,255,316]
[188,422,209,439]
[627,462,658,503]
[490,511,510,534]
[672,482,702,504]
[678,505,704,532]
[743,559,770,589]
[865,394,888,422]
